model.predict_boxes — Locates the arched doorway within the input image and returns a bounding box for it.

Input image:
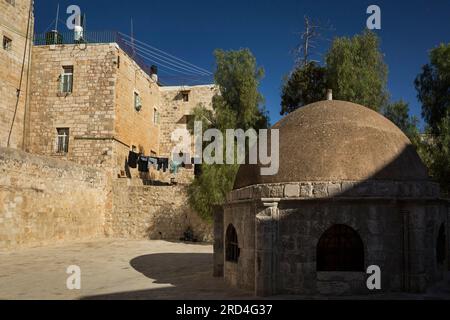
[317,224,364,272]
[225,224,240,263]
[436,223,446,265]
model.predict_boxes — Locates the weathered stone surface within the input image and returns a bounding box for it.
[0,148,106,249]
[0,0,34,149]
[109,180,212,242]
[284,184,300,198]
[300,183,313,197]
[312,183,328,198]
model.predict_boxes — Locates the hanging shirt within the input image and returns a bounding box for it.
[138,156,149,172]
[148,157,158,169]
[128,151,139,168]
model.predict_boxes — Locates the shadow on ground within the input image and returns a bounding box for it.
[81,253,252,300]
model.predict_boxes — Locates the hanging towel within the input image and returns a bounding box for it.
[148,157,158,169]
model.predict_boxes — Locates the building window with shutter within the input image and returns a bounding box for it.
[3,36,12,51]
[134,92,142,112]
[60,66,73,93]
[56,128,70,154]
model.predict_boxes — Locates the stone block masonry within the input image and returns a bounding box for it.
[109,180,212,242]
[0,147,107,250]
[0,0,34,149]
[27,44,117,170]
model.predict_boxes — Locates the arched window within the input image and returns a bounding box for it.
[317,224,364,272]
[436,223,446,265]
[226,224,240,263]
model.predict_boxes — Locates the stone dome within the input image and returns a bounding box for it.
[233,100,429,189]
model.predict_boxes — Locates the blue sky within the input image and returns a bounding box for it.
[34,0,450,126]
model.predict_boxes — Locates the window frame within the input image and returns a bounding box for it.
[60,66,74,94]
[181,91,190,102]
[56,128,70,154]
[153,107,160,125]
[3,36,12,51]
[134,91,142,112]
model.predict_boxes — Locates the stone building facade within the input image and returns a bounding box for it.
[214,100,450,296]
[0,3,216,250]
[26,43,216,181]
[0,0,34,149]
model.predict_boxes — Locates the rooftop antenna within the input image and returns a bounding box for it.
[131,17,135,58]
[54,3,59,32]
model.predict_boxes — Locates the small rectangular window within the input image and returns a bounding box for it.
[3,36,12,51]
[181,91,190,102]
[56,128,70,154]
[134,92,142,111]
[60,66,73,93]
[153,108,159,124]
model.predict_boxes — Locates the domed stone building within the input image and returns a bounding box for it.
[213,100,449,296]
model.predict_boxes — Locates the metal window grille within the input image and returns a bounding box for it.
[226,225,240,263]
[317,224,364,272]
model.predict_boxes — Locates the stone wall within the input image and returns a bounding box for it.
[0,147,107,250]
[114,49,160,161]
[0,0,33,149]
[159,85,217,158]
[27,43,117,171]
[107,180,212,242]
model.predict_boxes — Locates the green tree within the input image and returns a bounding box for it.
[325,30,389,112]
[281,30,389,115]
[414,43,450,135]
[187,49,269,220]
[420,114,450,194]
[382,100,420,140]
[280,62,327,115]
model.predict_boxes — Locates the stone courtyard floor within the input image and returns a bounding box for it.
[0,239,449,300]
[0,239,252,300]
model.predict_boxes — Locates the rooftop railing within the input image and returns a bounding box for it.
[33,30,214,86]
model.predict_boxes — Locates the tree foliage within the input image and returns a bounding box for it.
[187,49,269,220]
[325,30,389,112]
[280,62,327,115]
[382,100,420,141]
[414,43,450,195]
[415,43,450,135]
[281,30,389,114]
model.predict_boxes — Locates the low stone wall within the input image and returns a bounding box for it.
[108,180,212,242]
[0,148,107,250]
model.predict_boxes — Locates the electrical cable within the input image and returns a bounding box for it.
[7,0,33,148]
